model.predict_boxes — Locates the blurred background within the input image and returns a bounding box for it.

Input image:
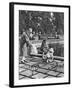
[19,10,64,40]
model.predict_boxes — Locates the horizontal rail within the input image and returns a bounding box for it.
[30,53,64,61]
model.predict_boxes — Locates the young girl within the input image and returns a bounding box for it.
[46,46,54,63]
[20,31,32,63]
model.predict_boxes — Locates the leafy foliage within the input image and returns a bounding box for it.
[19,10,64,36]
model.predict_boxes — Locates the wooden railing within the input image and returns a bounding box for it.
[30,53,64,61]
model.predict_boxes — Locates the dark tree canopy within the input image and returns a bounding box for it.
[19,10,64,36]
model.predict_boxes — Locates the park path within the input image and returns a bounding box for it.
[19,57,64,79]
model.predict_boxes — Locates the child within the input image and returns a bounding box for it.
[40,39,49,62]
[46,47,54,63]
[41,40,54,63]
[20,31,32,63]
[40,39,48,52]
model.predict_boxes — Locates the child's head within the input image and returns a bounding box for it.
[42,39,46,43]
[48,44,52,48]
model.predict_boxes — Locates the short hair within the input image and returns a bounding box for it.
[43,39,46,42]
[48,44,52,48]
